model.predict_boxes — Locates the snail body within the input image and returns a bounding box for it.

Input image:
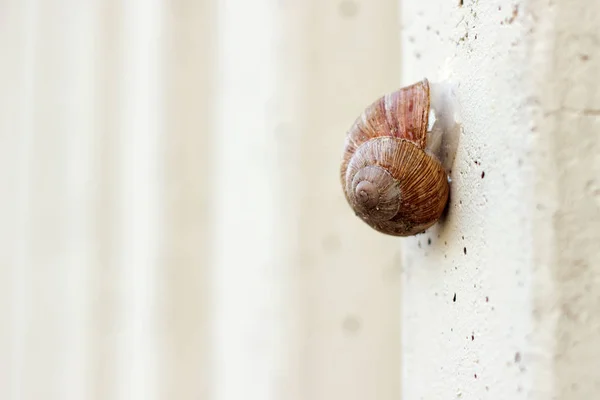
[340,79,450,236]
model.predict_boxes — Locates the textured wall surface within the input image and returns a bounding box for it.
[399,0,600,399]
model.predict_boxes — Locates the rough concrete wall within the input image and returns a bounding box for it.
[400,0,600,398]
[533,1,600,397]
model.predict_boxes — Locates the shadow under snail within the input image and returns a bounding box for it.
[340,78,450,237]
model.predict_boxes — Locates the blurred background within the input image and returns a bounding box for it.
[0,1,404,399]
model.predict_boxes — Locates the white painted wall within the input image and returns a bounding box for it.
[400,0,600,399]
[1,0,599,399]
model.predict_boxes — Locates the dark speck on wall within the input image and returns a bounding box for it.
[453,293,457,302]
[464,247,467,255]
[507,5,519,24]
[515,352,521,363]
[481,171,485,178]
[428,238,431,245]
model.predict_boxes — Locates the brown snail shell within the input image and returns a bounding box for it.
[340,79,450,236]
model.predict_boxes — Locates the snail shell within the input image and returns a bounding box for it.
[340,79,450,236]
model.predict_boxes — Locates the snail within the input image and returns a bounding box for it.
[340,78,450,236]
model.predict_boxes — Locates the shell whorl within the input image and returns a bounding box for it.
[341,79,450,236]
[351,165,401,221]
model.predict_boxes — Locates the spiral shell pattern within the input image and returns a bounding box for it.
[341,79,450,236]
